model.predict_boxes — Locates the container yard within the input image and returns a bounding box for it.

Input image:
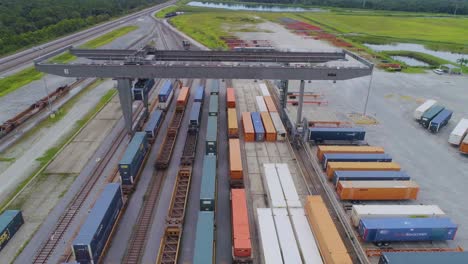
[2,2,468,264]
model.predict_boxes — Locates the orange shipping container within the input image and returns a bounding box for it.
[242,112,255,142]
[228,108,239,138]
[317,146,385,162]
[305,196,353,264]
[326,162,400,179]
[231,189,252,259]
[336,180,419,200]
[260,112,276,142]
[263,96,277,112]
[460,134,468,154]
[176,87,190,109]
[227,88,236,108]
[229,139,243,181]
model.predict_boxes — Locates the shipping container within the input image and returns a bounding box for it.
[229,139,243,183]
[289,208,323,264]
[189,102,202,131]
[323,153,392,170]
[256,208,283,264]
[72,183,123,264]
[157,80,174,110]
[200,155,217,211]
[208,95,218,116]
[275,163,301,208]
[193,212,215,264]
[263,164,287,208]
[231,189,252,261]
[264,96,278,112]
[144,109,163,141]
[119,132,149,185]
[337,180,419,200]
[260,112,277,141]
[194,85,205,103]
[414,99,437,120]
[206,116,218,155]
[358,217,457,243]
[351,205,446,227]
[420,105,445,128]
[379,252,468,264]
[0,210,24,252]
[317,145,385,162]
[309,127,366,142]
[333,170,410,187]
[259,83,270,96]
[449,118,468,145]
[228,108,239,138]
[176,87,190,110]
[269,112,286,141]
[227,88,236,108]
[132,78,154,101]
[273,208,302,263]
[251,112,265,141]
[429,109,453,133]
[305,196,353,264]
[242,112,255,142]
[210,80,219,95]
[256,96,268,112]
[326,162,401,179]
[460,134,468,154]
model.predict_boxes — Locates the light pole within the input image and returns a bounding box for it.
[363,72,374,116]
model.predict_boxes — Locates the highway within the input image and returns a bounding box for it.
[0,0,176,76]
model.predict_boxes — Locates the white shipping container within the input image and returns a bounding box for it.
[157,90,174,110]
[270,112,287,141]
[256,96,268,112]
[272,208,302,264]
[264,164,287,208]
[275,164,301,208]
[449,118,468,145]
[257,208,284,264]
[414,99,437,120]
[289,208,323,264]
[351,205,446,227]
[259,83,271,96]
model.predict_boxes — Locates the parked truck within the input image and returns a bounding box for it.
[429,109,452,133]
[420,105,445,128]
[414,99,437,120]
[449,118,468,145]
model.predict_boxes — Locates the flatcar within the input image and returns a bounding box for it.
[72,183,123,264]
[157,80,174,110]
[194,85,205,103]
[119,132,149,188]
[132,78,155,101]
[144,109,164,142]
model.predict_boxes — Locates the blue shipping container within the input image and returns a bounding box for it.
[200,155,217,211]
[323,153,392,170]
[0,210,24,252]
[429,109,453,133]
[308,127,365,142]
[333,170,410,186]
[379,252,468,264]
[189,102,202,131]
[194,85,205,103]
[144,109,164,140]
[358,217,457,243]
[158,80,173,102]
[251,112,265,141]
[119,132,149,185]
[206,116,218,155]
[193,212,215,264]
[72,183,123,264]
[132,78,155,101]
[420,105,445,128]
[210,80,219,95]
[208,95,218,116]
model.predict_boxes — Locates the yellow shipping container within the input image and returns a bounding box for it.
[317,146,385,162]
[305,196,352,264]
[326,162,401,179]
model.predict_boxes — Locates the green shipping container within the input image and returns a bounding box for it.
[209,95,218,116]
[205,116,218,155]
[193,212,215,264]
[200,155,217,211]
[420,105,444,128]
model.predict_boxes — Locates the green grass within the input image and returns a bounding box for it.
[0,157,16,162]
[80,25,138,49]
[48,52,77,63]
[156,5,179,18]
[0,67,44,97]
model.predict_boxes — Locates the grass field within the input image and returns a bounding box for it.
[0,67,44,97]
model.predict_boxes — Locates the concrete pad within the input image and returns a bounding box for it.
[255,143,268,157]
[276,143,291,157]
[247,157,260,174]
[46,141,99,174]
[249,173,265,194]
[265,143,279,157]
[73,119,115,142]
[95,102,121,120]
[245,143,257,157]
[252,195,268,210]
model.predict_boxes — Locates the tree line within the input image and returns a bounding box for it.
[238,0,468,15]
[0,0,166,56]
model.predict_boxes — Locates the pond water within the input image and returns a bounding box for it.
[391,56,429,67]
[187,1,323,12]
[365,43,466,64]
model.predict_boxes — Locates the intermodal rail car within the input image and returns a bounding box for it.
[228,108,239,138]
[206,116,218,155]
[229,138,243,187]
[72,183,123,264]
[200,155,217,211]
[0,210,24,252]
[194,85,205,103]
[189,102,202,132]
[144,109,164,142]
[157,80,174,110]
[132,78,155,101]
[231,189,253,263]
[209,95,219,116]
[177,87,191,110]
[119,132,149,191]
[227,87,236,108]
[193,211,215,264]
[210,80,219,95]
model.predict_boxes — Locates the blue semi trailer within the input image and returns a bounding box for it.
[132,78,155,101]
[119,132,149,186]
[379,251,468,264]
[333,170,410,186]
[251,112,265,141]
[308,127,365,142]
[322,153,392,170]
[429,109,453,133]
